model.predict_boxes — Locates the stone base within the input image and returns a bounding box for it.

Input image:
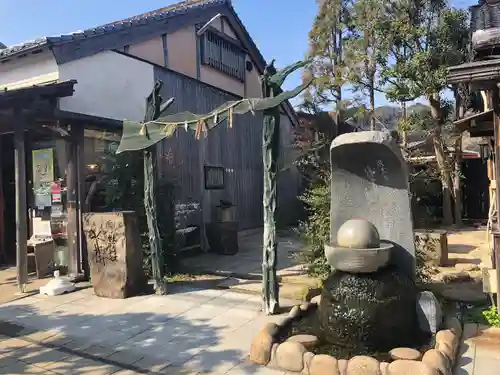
[83,211,148,299]
[249,301,463,375]
[414,230,448,266]
[318,265,419,354]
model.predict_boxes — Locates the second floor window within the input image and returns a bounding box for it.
[201,30,245,81]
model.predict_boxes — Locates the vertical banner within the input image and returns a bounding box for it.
[32,148,54,209]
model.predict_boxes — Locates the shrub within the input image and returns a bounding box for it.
[297,179,331,279]
[483,305,500,328]
[96,146,177,276]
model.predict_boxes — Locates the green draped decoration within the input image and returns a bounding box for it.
[117,60,311,312]
[116,72,310,154]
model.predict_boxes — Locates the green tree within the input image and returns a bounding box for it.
[307,0,351,124]
[380,0,469,225]
[344,0,389,130]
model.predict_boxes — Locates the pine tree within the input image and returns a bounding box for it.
[308,0,351,124]
[343,0,388,130]
[379,0,469,225]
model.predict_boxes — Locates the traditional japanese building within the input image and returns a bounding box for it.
[447,0,500,304]
[0,0,302,291]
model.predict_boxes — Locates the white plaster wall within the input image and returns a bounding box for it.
[0,51,59,90]
[58,51,154,122]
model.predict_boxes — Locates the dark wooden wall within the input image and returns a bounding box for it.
[462,158,490,220]
[153,66,302,231]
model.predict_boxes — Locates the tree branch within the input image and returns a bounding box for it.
[85,176,107,212]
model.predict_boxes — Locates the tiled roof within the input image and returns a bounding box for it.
[0,0,227,59]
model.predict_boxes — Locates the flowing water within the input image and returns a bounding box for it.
[280,265,433,360]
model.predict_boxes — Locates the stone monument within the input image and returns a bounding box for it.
[316,131,441,356]
[83,211,148,298]
[320,219,420,355]
[329,131,415,277]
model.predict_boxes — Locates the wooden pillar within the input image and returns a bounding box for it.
[66,125,79,277]
[482,90,493,111]
[0,135,5,264]
[493,86,500,312]
[76,126,89,279]
[199,138,209,252]
[14,112,28,291]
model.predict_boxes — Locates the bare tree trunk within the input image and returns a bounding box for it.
[429,95,454,225]
[84,176,106,212]
[144,148,167,295]
[142,81,168,295]
[453,86,464,227]
[433,135,454,225]
[261,111,280,315]
[453,136,463,226]
[369,82,376,130]
[401,102,407,147]
[330,7,343,124]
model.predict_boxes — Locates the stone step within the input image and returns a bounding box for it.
[216,277,316,301]
[482,267,497,294]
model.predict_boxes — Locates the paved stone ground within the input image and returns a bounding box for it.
[0,267,49,305]
[1,281,498,374]
[179,230,305,279]
[438,227,488,276]
[427,228,489,305]
[180,227,490,301]
[0,285,293,375]
[178,229,321,301]
[454,324,500,375]
[0,227,494,374]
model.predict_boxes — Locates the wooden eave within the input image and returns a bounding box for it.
[0,80,77,135]
[453,109,494,132]
[0,80,76,111]
[469,119,495,137]
[447,59,500,84]
[55,109,123,131]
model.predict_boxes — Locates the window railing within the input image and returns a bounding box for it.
[201,30,245,81]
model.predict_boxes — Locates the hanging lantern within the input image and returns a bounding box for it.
[479,138,490,161]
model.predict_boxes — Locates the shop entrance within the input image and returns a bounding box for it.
[0,132,70,270]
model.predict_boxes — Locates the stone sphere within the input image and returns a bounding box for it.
[337,219,380,249]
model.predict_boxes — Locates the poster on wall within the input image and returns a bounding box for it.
[51,182,61,203]
[32,148,54,209]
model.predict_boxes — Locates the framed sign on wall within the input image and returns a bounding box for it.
[204,165,225,190]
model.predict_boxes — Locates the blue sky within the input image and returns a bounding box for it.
[0,0,477,109]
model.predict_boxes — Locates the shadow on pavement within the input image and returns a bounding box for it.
[0,284,277,375]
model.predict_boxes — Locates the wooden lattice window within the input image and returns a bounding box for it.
[201,30,245,81]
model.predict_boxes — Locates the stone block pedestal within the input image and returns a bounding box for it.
[83,211,148,299]
[414,230,448,266]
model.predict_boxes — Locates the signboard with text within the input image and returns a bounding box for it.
[32,148,54,209]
